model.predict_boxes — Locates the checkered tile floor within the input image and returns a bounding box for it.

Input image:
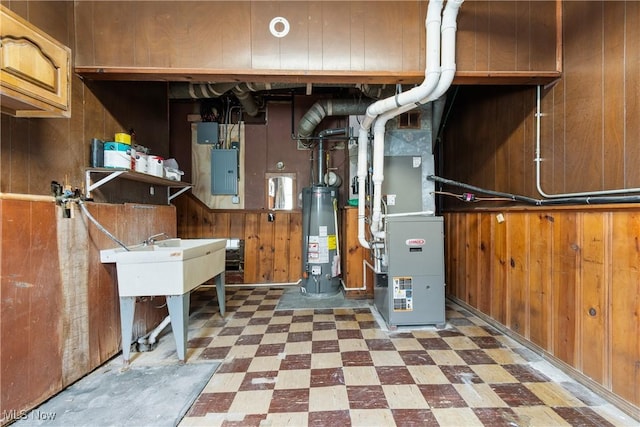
[175,287,636,427]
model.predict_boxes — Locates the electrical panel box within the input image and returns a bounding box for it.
[211,149,238,195]
[197,122,219,145]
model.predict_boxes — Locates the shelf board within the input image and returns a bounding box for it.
[85,168,191,203]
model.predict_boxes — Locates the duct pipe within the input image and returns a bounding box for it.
[297,99,372,139]
[357,84,400,100]
[232,83,260,117]
[168,82,238,99]
[169,82,307,118]
[169,82,307,99]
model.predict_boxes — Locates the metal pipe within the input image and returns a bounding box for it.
[316,127,349,186]
[428,175,640,205]
[78,199,130,251]
[318,136,325,185]
[213,280,301,288]
[535,85,640,198]
[297,100,371,139]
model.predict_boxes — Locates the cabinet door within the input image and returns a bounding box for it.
[0,5,71,117]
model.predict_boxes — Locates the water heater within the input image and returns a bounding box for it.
[301,186,341,296]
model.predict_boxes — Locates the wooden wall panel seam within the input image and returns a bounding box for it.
[604,211,612,389]
[443,210,640,412]
[575,212,584,373]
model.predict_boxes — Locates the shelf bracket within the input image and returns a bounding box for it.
[168,186,191,203]
[85,170,126,199]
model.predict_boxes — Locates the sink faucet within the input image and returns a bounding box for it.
[143,232,170,246]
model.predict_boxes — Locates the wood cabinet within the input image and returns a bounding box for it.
[341,207,374,298]
[0,5,71,118]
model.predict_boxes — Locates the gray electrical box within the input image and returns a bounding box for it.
[197,122,219,145]
[374,216,446,327]
[211,149,238,195]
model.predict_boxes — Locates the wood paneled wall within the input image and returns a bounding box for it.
[444,208,640,414]
[0,79,169,196]
[0,3,176,420]
[455,1,558,73]
[0,199,175,422]
[74,1,558,83]
[174,195,302,284]
[442,2,640,200]
[433,0,640,418]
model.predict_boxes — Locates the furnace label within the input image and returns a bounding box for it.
[392,276,414,312]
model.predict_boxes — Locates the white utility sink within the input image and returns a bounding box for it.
[100,238,226,297]
[100,238,227,364]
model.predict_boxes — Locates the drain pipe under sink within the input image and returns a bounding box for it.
[137,315,171,349]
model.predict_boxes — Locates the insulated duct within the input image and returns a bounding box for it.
[168,82,238,99]
[297,99,373,139]
[169,82,307,117]
[357,84,403,100]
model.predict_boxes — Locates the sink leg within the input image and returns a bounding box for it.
[119,297,136,365]
[166,294,189,362]
[215,272,226,317]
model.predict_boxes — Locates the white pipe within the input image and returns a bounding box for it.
[420,0,464,104]
[364,0,444,120]
[370,104,415,238]
[342,259,375,292]
[356,127,371,248]
[534,85,640,198]
[148,315,171,345]
[332,198,341,276]
[384,210,435,218]
[357,0,446,248]
[369,0,463,239]
[137,314,171,346]
[212,280,301,288]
